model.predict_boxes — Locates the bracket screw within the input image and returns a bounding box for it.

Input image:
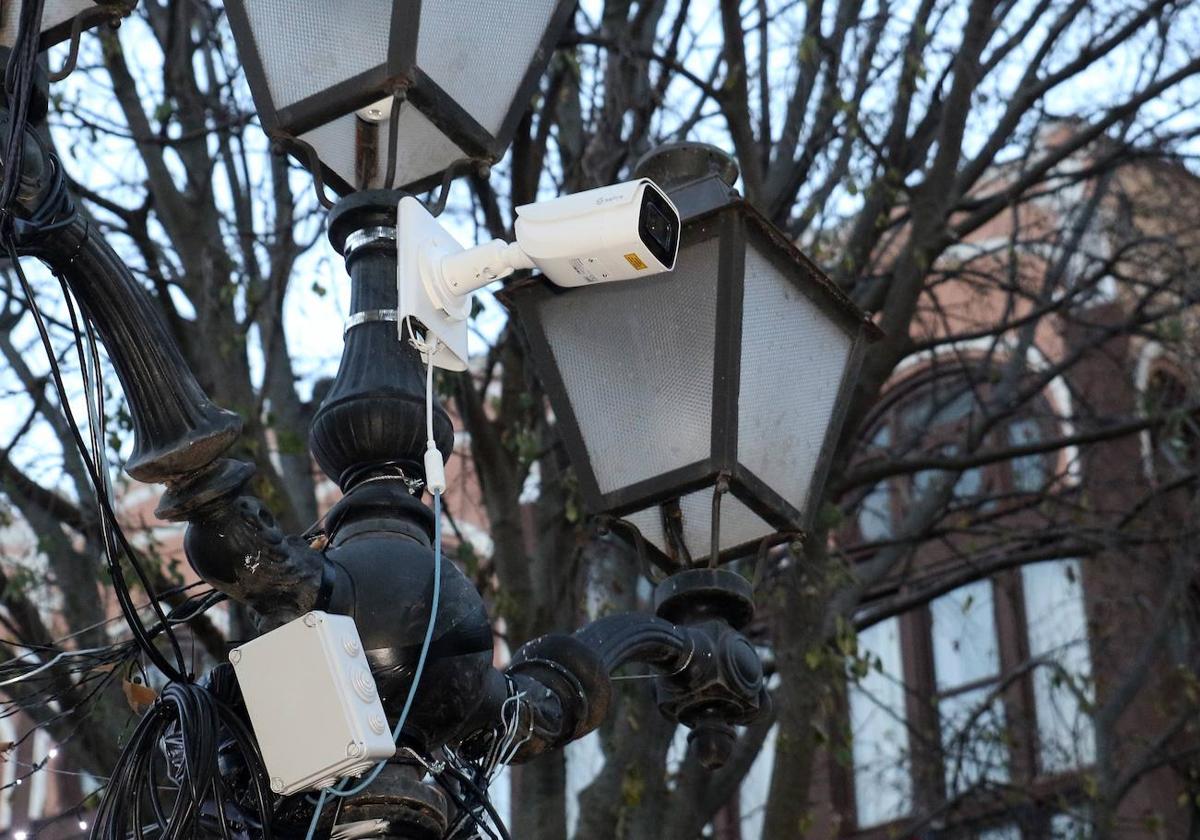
[228,649,241,665]
[270,777,283,793]
[303,613,318,627]
[347,741,363,758]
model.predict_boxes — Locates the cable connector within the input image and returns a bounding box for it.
[424,441,446,496]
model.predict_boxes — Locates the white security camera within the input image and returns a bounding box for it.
[397,179,680,370]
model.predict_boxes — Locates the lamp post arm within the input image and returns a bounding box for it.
[491,570,769,769]
[572,612,695,675]
[496,615,691,763]
[496,611,756,764]
[7,127,324,628]
[9,141,242,486]
[38,215,326,628]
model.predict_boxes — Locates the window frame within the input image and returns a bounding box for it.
[842,563,1096,840]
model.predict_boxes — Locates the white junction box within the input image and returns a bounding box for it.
[230,611,395,795]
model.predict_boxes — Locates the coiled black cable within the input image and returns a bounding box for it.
[7,219,279,837]
[91,679,275,840]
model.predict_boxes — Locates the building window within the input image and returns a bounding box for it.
[1007,417,1048,493]
[847,561,1094,834]
[931,580,1011,795]
[978,826,1022,840]
[848,617,912,827]
[849,374,1058,547]
[858,426,894,543]
[1144,366,1200,478]
[1021,559,1095,774]
[1048,809,1091,839]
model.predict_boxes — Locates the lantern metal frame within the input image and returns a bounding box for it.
[224,0,576,195]
[2,0,136,81]
[509,199,880,564]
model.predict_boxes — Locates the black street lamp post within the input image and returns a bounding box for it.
[0,4,877,831]
[3,119,774,836]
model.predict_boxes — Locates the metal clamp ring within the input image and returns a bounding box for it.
[343,308,399,335]
[343,226,396,258]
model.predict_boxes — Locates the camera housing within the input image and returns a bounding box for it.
[397,179,680,370]
[512,179,680,287]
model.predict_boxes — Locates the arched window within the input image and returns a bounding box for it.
[850,373,1059,546]
[857,425,894,543]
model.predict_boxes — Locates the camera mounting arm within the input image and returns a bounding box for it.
[435,238,536,302]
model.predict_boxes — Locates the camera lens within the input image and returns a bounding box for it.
[638,187,678,267]
[644,203,673,251]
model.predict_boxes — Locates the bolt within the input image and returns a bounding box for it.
[303,612,318,627]
[347,741,362,758]
[270,777,284,793]
[228,649,241,666]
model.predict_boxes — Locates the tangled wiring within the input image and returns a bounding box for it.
[0,2,276,836]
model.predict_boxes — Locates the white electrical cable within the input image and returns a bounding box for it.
[305,330,445,840]
[406,316,447,495]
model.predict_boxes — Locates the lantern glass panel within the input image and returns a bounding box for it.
[298,108,466,191]
[242,1,391,110]
[2,0,95,47]
[738,243,854,517]
[535,237,721,494]
[417,0,559,135]
[626,491,775,558]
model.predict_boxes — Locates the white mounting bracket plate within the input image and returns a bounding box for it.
[397,196,470,371]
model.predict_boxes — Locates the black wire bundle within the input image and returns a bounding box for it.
[3,170,279,839]
[92,680,274,840]
[435,760,513,840]
[1,0,188,682]
[0,586,234,803]
[0,0,46,216]
[0,6,277,838]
